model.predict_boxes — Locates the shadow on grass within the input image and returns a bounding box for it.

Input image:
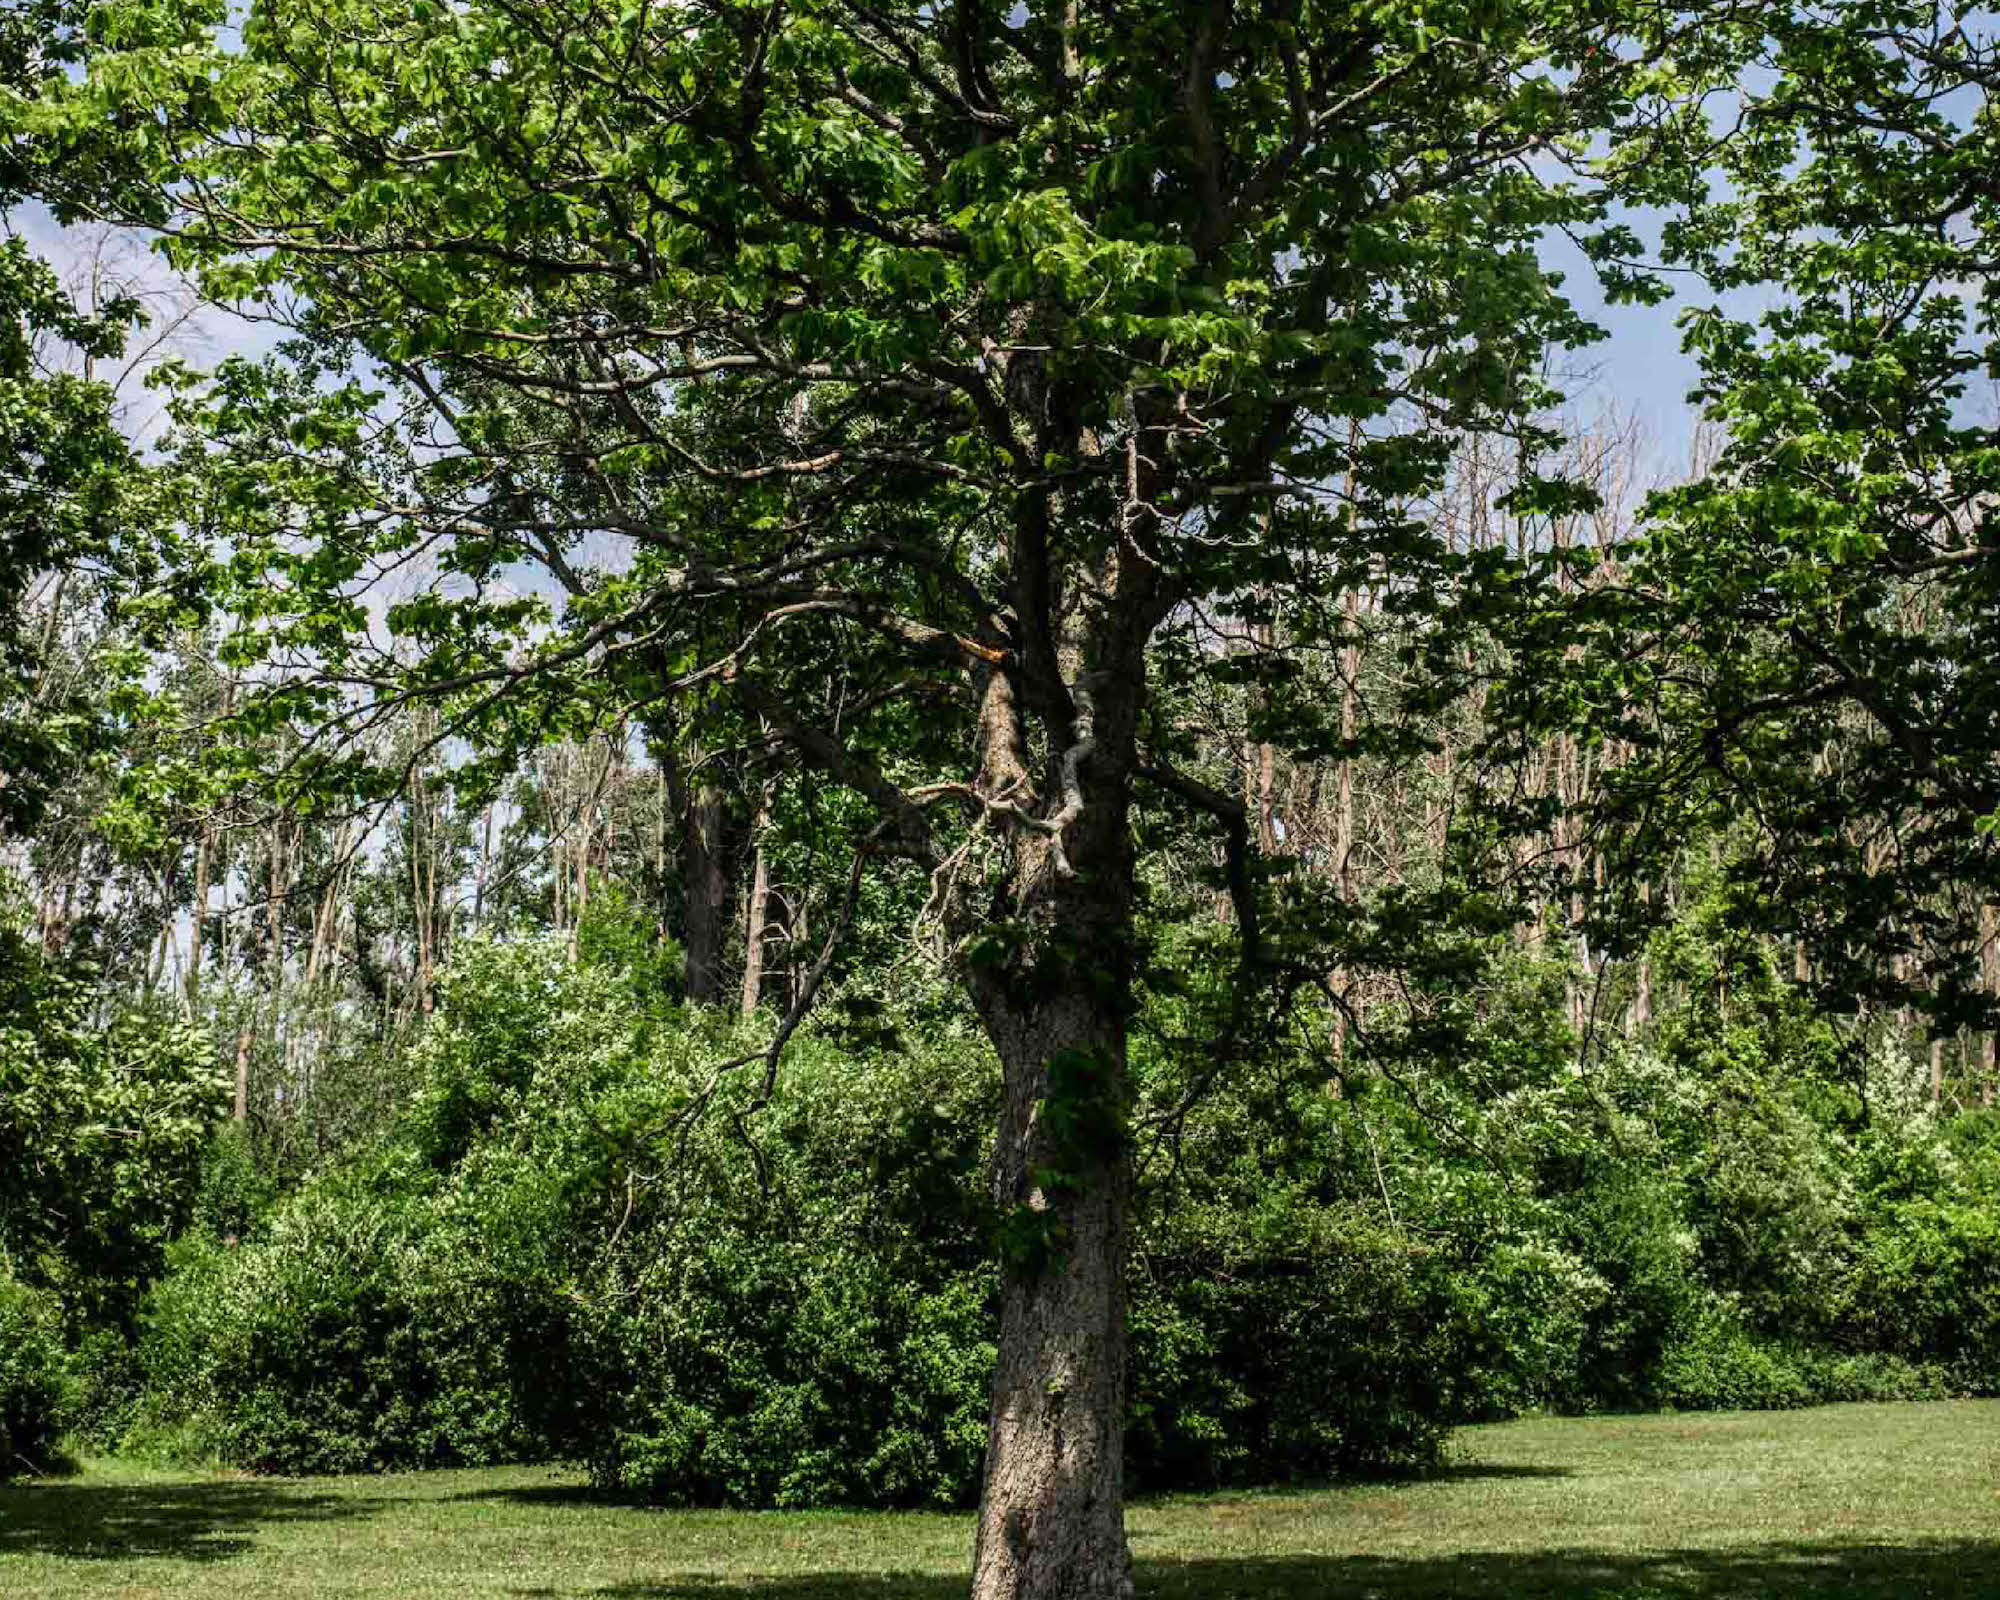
[553,1541,2000,1600]
[457,1462,1575,1515]
[1427,1461,1576,1483]
[451,1481,624,1509]
[0,1479,383,1564]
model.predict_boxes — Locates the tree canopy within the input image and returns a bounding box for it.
[7,0,2000,1592]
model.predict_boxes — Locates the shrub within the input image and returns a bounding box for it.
[1654,1298,1959,1412]
[0,926,224,1332]
[133,1174,577,1473]
[1127,1222,1465,1488]
[1654,1300,1815,1411]
[130,921,2000,1500]
[1848,1195,2000,1390]
[134,934,1578,1499]
[0,1273,65,1476]
[62,1325,147,1451]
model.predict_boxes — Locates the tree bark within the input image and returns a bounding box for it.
[1981,903,1998,1107]
[684,781,730,1003]
[961,576,1146,1600]
[654,721,734,1005]
[969,905,1134,1600]
[233,1025,254,1123]
[740,782,774,1016]
[188,827,212,1007]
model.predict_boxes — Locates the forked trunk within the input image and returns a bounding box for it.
[961,475,1156,1599]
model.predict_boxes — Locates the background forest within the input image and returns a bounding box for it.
[6,406,1999,1500]
[3,0,1999,1564]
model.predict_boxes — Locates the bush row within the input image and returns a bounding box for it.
[0,1273,64,1476]
[114,932,2000,1501]
[124,938,1580,1499]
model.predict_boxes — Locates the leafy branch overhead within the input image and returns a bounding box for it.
[12,1,2000,1594]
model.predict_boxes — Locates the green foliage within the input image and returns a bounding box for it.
[130,942,619,1473]
[1127,1214,1477,1486]
[131,934,1576,1499]
[1652,1301,1949,1413]
[0,5,189,840]
[114,849,2000,1498]
[132,1175,576,1474]
[0,1272,65,1476]
[574,1030,1000,1508]
[1847,1113,2000,1391]
[1511,6,2000,1033]
[0,912,226,1330]
[188,1121,270,1247]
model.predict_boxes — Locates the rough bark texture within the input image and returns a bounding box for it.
[969,921,1134,1600]
[960,537,1151,1600]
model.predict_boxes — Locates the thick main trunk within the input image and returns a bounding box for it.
[962,458,1158,1600]
[972,985,1132,1600]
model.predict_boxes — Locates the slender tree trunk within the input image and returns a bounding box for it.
[740,782,774,1016]
[188,828,212,1007]
[655,726,733,1004]
[473,801,495,927]
[233,1025,254,1123]
[265,820,290,1047]
[1982,903,1998,1107]
[684,781,729,1002]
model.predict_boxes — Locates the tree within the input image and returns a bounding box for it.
[1495,4,2000,1080]
[0,6,151,839]
[52,1,1739,1591]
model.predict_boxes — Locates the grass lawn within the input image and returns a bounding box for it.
[2,1401,1996,1598]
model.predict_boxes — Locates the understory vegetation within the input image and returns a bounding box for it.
[11,881,1985,1503]
[6,1399,2000,1600]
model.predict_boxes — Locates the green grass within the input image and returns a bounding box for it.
[3,1401,1997,1598]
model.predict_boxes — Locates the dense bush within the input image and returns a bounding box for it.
[1652,1299,1951,1412]
[1846,1113,2000,1390]
[128,942,619,1473]
[132,1177,579,1473]
[0,920,224,1331]
[0,1272,65,1476]
[132,933,1573,1498]
[124,906,2000,1500]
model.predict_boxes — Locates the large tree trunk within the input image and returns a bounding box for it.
[956,371,1166,1598]
[962,642,1142,1600]
[970,957,1134,1600]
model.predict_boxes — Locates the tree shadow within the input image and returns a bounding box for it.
[459,1462,1573,1515]
[450,1481,612,1509]
[1426,1461,1576,1483]
[0,1479,384,1564]
[559,1540,2000,1600]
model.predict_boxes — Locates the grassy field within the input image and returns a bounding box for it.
[2,1401,1996,1599]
